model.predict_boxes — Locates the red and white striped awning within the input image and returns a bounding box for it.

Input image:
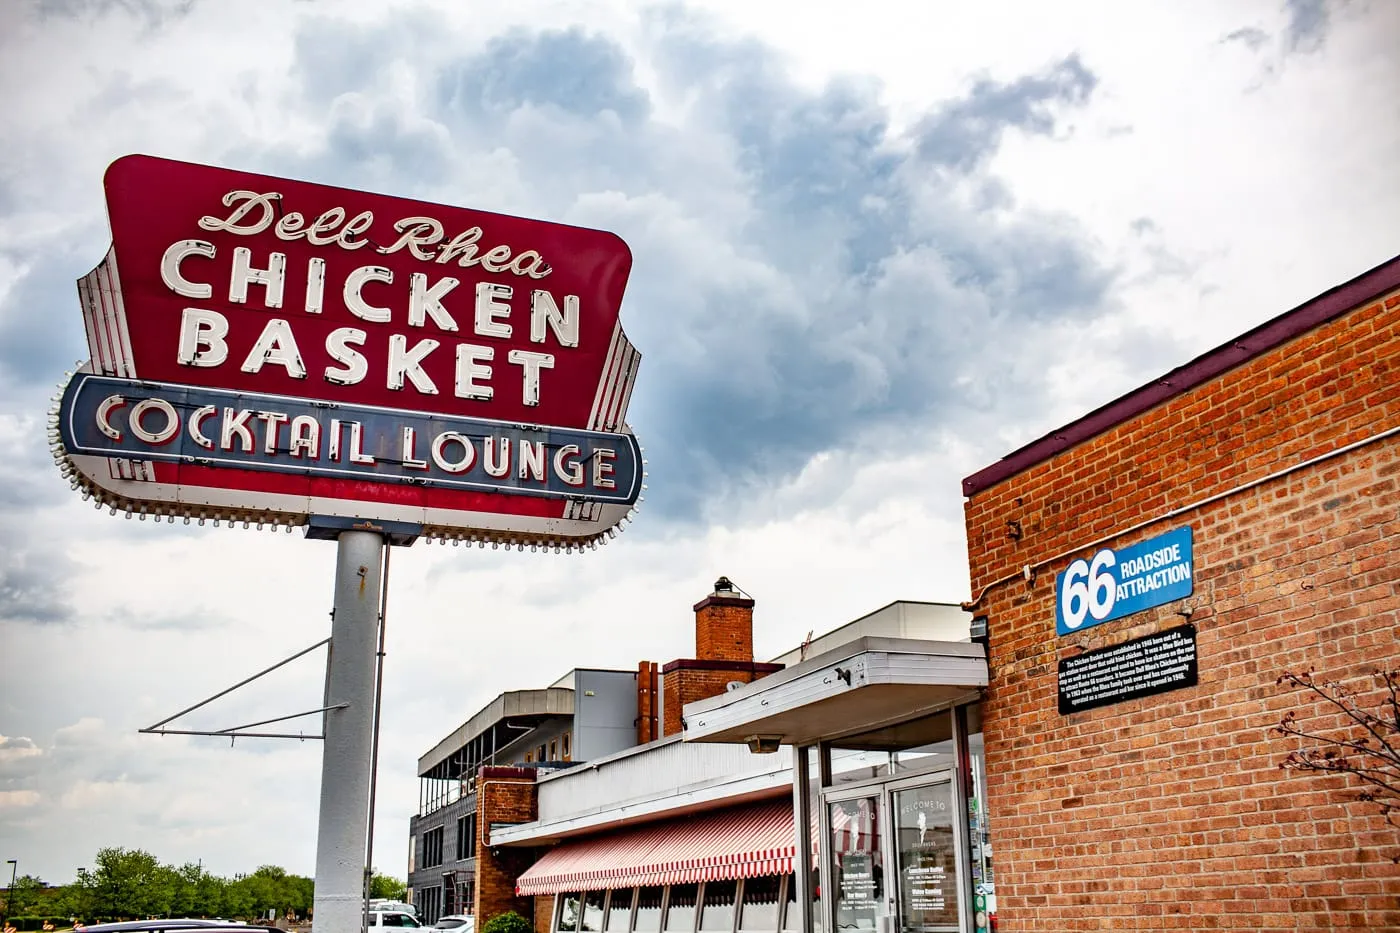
[516,799,798,895]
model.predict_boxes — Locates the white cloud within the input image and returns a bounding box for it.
[0,790,41,809]
[0,735,44,766]
[59,779,141,811]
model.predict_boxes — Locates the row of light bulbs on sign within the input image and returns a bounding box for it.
[47,370,643,554]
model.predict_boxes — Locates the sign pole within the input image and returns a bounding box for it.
[313,529,385,933]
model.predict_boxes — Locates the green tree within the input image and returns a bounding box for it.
[218,865,313,921]
[368,872,406,901]
[165,862,216,917]
[52,879,90,921]
[244,866,281,917]
[75,847,174,919]
[285,874,314,918]
[4,874,45,918]
[191,869,227,918]
[57,849,316,923]
[221,875,255,921]
[249,865,290,918]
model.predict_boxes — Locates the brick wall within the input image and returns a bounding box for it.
[661,660,784,737]
[962,286,1400,930]
[533,894,553,933]
[473,766,539,925]
[695,593,756,662]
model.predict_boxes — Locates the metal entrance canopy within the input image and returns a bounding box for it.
[681,636,987,749]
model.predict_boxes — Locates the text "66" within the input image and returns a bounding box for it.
[1060,549,1117,630]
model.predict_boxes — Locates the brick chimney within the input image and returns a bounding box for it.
[636,660,660,744]
[695,576,754,661]
[661,577,783,737]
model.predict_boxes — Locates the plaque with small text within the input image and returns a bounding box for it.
[1058,624,1198,715]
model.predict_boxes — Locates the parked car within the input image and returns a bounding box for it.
[434,915,474,932]
[367,909,423,928]
[369,900,418,917]
[75,923,287,933]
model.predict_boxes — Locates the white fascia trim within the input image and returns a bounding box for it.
[491,762,793,846]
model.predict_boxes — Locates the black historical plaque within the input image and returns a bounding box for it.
[1058,623,1198,715]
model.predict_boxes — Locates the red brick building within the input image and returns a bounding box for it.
[960,256,1400,930]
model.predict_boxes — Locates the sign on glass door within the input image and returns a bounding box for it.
[828,796,883,931]
[893,783,960,932]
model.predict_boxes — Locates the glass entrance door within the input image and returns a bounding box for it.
[890,780,961,933]
[825,794,886,933]
[821,770,969,933]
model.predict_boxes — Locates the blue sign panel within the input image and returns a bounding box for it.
[59,374,641,504]
[1055,526,1193,635]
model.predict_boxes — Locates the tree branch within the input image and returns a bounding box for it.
[1275,667,1400,862]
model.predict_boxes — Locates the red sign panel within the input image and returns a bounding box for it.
[54,155,643,548]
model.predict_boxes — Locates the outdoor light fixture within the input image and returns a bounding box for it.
[971,615,989,648]
[744,735,782,754]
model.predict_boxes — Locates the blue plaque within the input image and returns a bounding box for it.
[1055,526,1193,635]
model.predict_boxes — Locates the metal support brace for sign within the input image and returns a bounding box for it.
[139,637,342,742]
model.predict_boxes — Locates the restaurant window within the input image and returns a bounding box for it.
[455,813,477,861]
[738,876,780,932]
[417,885,443,925]
[459,876,476,916]
[634,887,664,933]
[699,880,736,931]
[781,874,821,932]
[582,890,606,931]
[422,827,444,869]
[828,748,888,786]
[605,889,635,932]
[539,744,548,762]
[563,731,572,761]
[664,884,698,932]
[557,893,583,933]
[526,752,534,763]
[890,710,954,775]
[550,738,559,760]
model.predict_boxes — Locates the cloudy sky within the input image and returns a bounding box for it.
[2,0,1398,886]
